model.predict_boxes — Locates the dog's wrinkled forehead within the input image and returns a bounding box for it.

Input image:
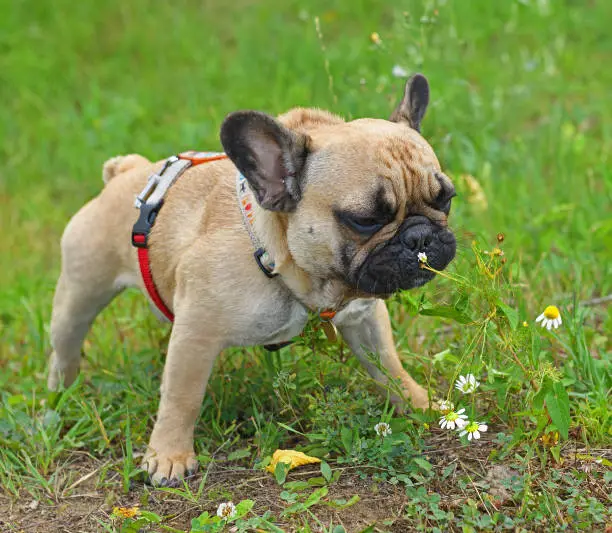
[309,118,449,208]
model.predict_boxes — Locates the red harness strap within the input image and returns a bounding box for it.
[132,152,228,322]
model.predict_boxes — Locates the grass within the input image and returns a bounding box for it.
[1,0,611,531]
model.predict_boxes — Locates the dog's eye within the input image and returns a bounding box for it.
[337,213,385,236]
[434,173,456,215]
[435,190,456,215]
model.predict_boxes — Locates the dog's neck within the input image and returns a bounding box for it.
[251,202,348,311]
[247,108,351,311]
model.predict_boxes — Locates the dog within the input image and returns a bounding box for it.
[48,74,456,485]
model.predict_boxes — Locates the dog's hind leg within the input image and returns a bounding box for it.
[48,274,121,390]
[48,204,124,390]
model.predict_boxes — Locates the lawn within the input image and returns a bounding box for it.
[0,0,611,531]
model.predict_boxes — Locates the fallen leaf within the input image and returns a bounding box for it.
[265,450,321,474]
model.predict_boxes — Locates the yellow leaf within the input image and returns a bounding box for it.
[265,449,321,474]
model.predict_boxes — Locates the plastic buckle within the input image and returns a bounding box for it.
[254,248,277,278]
[131,200,163,248]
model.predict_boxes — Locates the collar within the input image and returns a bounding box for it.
[235,171,338,325]
[236,171,277,278]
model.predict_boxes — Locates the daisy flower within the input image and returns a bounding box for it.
[374,422,392,437]
[438,400,454,414]
[216,501,237,519]
[417,252,428,263]
[535,305,562,330]
[459,421,488,441]
[439,408,468,430]
[455,374,480,394]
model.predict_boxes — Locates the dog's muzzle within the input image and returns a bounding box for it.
[352,216,456,295]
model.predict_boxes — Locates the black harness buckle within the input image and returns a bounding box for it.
[132,200,163,248]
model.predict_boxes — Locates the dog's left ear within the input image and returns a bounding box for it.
[389,73,430,132]
[220,111,310,212]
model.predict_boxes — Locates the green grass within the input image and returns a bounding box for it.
[1,0,611,531]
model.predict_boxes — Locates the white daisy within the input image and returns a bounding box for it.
[535,305,562,330]
[216,501,236,519]
[438,400,454,414]
[417,252,428,263]
[459,421,488,441]
[455,374,480,394]
[439,408,468,430]
[374,422,392,437]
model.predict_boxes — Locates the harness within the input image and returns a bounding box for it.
[131,151,337,350]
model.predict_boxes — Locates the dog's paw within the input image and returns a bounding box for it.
[142,448,199,486]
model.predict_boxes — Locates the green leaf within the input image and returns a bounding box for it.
[282,487,328,516]
[137,511,162,522]
[419,305,471,324]
[234,499,254,519]
[442,463,456,479]
[413,458,433,472]
[227,448,251,461]
[496,302,519,330]
[284,480,310,492]
[545,381,571,440]
[340,426,353,454]
[307,476,327,486]
[320,461,332,482]
[274,461,290,485]
[304,486,328,507]
[549,445,561,463]
[326,494,360,510]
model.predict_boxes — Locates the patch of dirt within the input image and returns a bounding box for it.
[0,458,410,532]
[1,436,610,532]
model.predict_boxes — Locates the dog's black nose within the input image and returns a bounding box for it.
[399,217,435,251]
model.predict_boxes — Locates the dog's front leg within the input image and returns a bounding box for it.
[143,315,222,486]
[334,299,430,410]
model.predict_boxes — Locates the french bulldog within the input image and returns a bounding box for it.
[48,74,456,485]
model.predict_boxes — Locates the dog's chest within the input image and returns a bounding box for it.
[231,297,309,347]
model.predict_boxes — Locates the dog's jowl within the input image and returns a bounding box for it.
[48,74,456,485]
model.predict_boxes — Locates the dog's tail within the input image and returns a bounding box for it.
[102,154,150,185]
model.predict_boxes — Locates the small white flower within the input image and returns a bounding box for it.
[216,501,236,519]
[459,421,488,441]
[455,374,480,394]
[392,64,409,78]
[417,252,428,263]
[439,408,468,430]
[438,400,454,413]
[535,305,562,330]
[374,422,392,437]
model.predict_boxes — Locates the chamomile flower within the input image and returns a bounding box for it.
[374,422,392,437]
[216,501,237,519]
[535,305,562,330]
[455,374,480,394]
[417,252,428,263]
[438,400,454,414]
[439,408,468,430]
[459,421,488,441]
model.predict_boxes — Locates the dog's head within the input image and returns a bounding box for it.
[221,74,456,297]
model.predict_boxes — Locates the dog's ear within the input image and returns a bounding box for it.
[220,111,310,212]
[389,74,430,132]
